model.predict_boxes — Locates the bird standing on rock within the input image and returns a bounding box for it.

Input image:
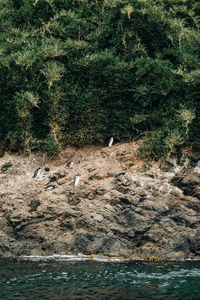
[107,137,114,147]
[32,167,41,178]
[73,172,80,187]
[66,161,73,168]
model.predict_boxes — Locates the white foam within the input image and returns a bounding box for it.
[19,254,128,262]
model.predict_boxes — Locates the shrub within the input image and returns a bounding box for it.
[43,136,62,158]
[0,0,199,158]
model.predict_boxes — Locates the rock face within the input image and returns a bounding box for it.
[0,142,200,260]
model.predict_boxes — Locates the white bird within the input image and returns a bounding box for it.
[66,161,73,168]
[45,184,57,190]
[73,172,80,187]
[32,167,41,178]
[107,137,114,147]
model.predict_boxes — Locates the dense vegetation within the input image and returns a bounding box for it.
[0,0,200,159]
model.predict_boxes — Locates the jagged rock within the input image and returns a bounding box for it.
[189,236,200,255]
[93,188,106,196]
[88,173,102,180]
[115,175,132,186]
[49,171,66,182]
[29,199,40,212]
[67,192,81,205]
[193,187,200,199]
[116,151,136,168]
[171,172,200,198]
[1,161,12,173]
[60,218,75,230]
[1,144,200,260]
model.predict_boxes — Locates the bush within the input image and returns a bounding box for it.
[139,129,168,161]
[43,136,62,159]
[0,0,199,158]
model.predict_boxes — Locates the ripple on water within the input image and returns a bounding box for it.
[1,259,200,300]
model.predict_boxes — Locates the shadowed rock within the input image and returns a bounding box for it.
[29,199,40,212]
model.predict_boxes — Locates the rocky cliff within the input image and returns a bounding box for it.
[0,142,200,261]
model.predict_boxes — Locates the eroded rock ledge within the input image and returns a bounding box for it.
[0,142,200,261]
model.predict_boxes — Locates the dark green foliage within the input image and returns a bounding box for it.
[0,0,200,159]
[43,135,62,158]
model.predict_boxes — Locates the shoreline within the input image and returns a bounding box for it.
[1,254,200,263]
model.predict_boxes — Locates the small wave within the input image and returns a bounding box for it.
[19,254,128,263]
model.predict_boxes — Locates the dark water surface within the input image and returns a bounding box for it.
[0,257,200,299]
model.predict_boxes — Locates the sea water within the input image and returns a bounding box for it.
[0,256,200,299]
